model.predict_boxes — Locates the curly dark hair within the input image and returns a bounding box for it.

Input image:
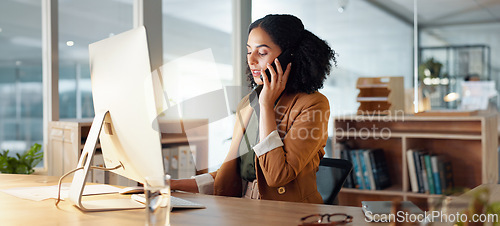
[246,14,337,94]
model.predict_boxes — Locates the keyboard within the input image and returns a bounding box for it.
[131,194,205,209]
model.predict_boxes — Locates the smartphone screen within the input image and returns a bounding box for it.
[261,49,293,82]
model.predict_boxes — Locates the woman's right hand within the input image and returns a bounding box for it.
[259,58,291,108]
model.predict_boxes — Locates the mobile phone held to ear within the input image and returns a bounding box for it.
[261,49,293,82]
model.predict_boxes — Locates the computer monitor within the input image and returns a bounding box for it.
[68,26,165,211]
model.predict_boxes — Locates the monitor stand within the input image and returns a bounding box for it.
[68,111,145,211]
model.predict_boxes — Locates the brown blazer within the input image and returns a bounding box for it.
[209,91,330,203]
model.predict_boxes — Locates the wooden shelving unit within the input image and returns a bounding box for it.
[48,118,208,177]
[356,76,404,115]
[333,114,498,210]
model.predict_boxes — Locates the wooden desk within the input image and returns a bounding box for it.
[0,174,373,225]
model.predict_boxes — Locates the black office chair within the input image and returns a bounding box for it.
[316,158,353,205]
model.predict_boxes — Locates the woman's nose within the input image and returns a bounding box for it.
[248,52,257,65]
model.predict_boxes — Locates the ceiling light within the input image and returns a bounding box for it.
[66,41,74,47]
[338,0,348,13]
[0,28,3,32]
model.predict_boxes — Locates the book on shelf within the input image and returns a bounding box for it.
[434,156,452,194]
[363,150,376,190]
[342,148,391,190]
[438,158,447,193]
[350,149,365,189]
[412,150,425,193]
[368,149,391,190]
[358,149,372,190]
[407,150,453,194]
[406,150,419,193]
[419,153,430,193]
[424,154,436,194]
[443,160,454,192]
[430,155,442,195]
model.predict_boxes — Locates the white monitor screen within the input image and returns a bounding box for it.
[88,26,164,184]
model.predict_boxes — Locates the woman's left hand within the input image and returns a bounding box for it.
[259,58,291,107]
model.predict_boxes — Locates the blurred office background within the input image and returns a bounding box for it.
[0,0,499,171]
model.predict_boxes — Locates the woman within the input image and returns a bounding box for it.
[171,14,336,203]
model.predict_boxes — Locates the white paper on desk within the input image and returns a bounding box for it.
[0,183,122,201]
